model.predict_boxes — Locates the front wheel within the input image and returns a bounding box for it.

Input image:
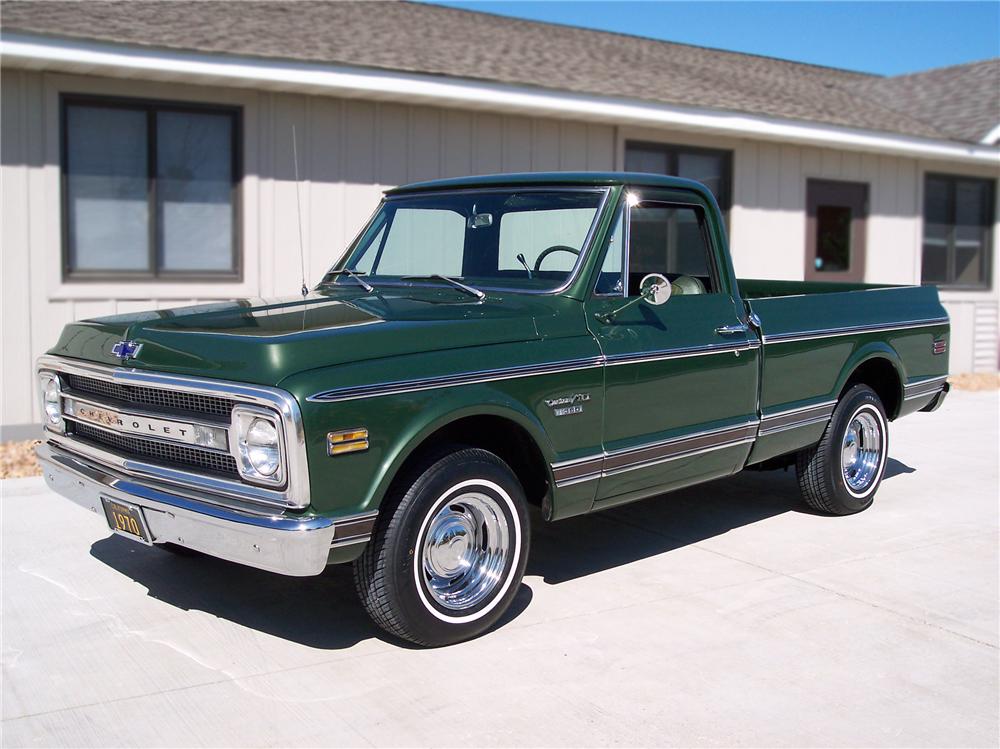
[353,447,530,646]
[796,384,889,515]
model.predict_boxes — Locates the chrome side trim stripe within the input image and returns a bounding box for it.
[761,317,949,345]
[309,341,762,403]
[903,375,949,401]
[758,400,837,436]
[330,511,379,546]
[604,341,754,367]
[602,421,758,477]
[551,420,759,488]
[551,454,605,487]
[308,357,605,403]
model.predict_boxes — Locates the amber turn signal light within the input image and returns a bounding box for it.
[327,428,369,455]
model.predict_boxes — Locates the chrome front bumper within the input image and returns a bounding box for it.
[37,443,375,577]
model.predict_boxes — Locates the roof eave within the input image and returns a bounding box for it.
[3,31,998,165]
[980,123,1000,146]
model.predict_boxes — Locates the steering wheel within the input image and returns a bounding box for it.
[533,245,580,272]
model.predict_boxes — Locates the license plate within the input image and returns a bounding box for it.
[101,497,152,545]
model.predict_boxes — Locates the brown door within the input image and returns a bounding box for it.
[805,179,868,282]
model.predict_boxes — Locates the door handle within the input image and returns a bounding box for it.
[715,323,748,336]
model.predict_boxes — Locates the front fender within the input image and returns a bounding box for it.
[367,388,558,511]
[285,374,560,517]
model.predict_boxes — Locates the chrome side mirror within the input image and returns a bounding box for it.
[595,273,673,324]
[639,273,671,306]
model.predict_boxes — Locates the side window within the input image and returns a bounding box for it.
[372,208,465,276]
[595,204,625,294]
[627,203,716,296]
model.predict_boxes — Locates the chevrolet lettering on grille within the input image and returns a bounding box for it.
[70,401,202,445]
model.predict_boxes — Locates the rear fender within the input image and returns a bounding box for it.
[833,343,906,419]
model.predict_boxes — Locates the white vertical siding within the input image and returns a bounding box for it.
[621,125,929,284]
[1,70,996,432]
[0,70,616,431]
[619,124,999,376]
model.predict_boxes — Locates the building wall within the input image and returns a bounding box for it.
[2,69,997,434]
[619,127,1000,375]
[0,69,617,432]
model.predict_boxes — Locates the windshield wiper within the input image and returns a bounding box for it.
[402,274,486,300]
[516,253,533,280]
[319,269,375,293]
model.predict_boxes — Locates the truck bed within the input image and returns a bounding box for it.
[739,279,950,465]
[738,278,894,299]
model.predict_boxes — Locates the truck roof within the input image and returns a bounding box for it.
[385,171,714,197]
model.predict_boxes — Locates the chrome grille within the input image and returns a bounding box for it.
[71,421,239,477]
[65,373,233,418]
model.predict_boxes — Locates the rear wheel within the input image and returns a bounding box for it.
[796,384,888,515]
[354,447,530,647]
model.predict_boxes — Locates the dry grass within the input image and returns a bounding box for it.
[948,373,1000,391]
[1,440,42,479]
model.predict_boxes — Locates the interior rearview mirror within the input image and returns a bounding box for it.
[468,213,493,229]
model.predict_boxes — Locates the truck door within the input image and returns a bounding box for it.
[585,188,760,508]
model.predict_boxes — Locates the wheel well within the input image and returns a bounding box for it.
[389,416,551,508]
[841,358,902,419]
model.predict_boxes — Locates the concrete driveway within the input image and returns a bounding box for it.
[2,390,997,747]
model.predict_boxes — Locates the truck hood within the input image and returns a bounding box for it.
[47,288,578,386]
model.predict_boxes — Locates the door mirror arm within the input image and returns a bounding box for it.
[595,273,671,324]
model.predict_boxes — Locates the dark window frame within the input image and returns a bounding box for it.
[60,94,243,283]
[591,193,722,298]
[804,178,869,283]
[921,173,995,291]
[624,140,733,215]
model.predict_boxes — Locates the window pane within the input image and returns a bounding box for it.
[677,152,725,205]
[596,206,624,294]
[924,177,950,225]
[921,243,948,283]
[626,143,731,209]
[66,105,149,271]
[157,111,234,272]
[374,208,465,276]
[351,222,385,275]
[814,205,852,272]
[629,205,714,294]
[499,208,594,272]
[954,242,984,286]
[953,180,989,285]
[922,175,994,287]
[624,147,668,175]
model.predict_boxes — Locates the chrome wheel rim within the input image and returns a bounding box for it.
[841,410,883,493]
[420,492,511,611]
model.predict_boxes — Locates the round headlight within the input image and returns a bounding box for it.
[244,418,279,476]
[43,377,61,425]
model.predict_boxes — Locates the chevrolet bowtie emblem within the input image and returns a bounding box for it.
[111,340,143,360]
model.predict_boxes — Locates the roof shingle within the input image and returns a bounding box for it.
[2,0,996,143]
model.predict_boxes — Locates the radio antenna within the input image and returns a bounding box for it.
[292,125,308,298]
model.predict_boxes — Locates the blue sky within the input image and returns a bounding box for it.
[420,1,1000,76]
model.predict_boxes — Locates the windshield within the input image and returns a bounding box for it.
[334,188,607,293]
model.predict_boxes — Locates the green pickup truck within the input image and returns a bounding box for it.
[37,172,950,646]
